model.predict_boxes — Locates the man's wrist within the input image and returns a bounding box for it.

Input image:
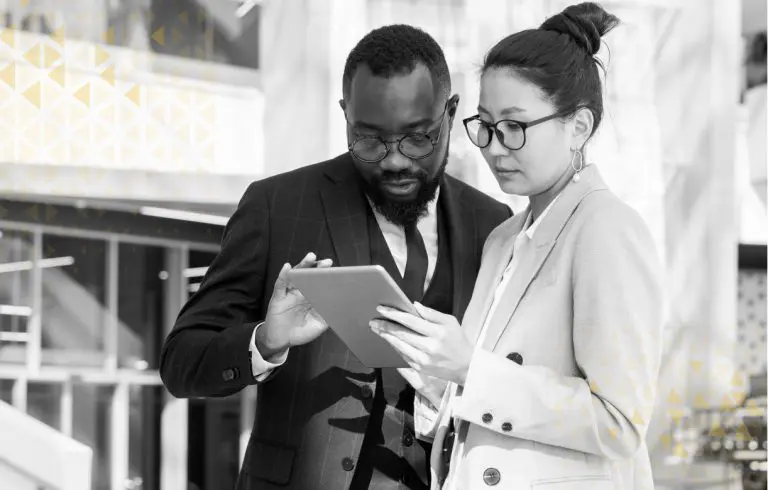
[254,321,289,360]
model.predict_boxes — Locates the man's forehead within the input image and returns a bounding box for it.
[346,64,442,130]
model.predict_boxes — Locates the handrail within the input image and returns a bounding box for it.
[0,400,92,490]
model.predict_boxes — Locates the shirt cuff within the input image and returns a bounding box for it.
[249,322,289,381]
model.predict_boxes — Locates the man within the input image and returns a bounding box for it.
[160,24,511,490]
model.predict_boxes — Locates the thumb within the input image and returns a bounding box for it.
[272,263,291,295]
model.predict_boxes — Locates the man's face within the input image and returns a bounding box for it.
[341,63,458,225]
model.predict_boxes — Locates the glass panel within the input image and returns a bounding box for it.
[128,385,162,490]
[0,379,13,403]
[188,397,241,490]
[118,243,166,370]
[41,234,107,367]
[187,250,217,297]
[0,228,34,365]
[73,383,112,490]
[27,382,62,430]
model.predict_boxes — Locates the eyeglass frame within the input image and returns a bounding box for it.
[344,102,450,164]
[462,108,582,151]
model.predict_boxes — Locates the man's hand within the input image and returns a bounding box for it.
[255,252,333,359]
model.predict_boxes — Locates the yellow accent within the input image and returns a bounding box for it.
[1,29,15,47]
[74,83,91,106]
[710,422,726,437]
[23,44,41,68]
[22,82,41,108]
[95,46,110,66]
[43,44,61,68]
[693,393,708,409]
[672,444,688,458]
[100,65,115,86]
[125,85,142,106]
[0,63,16,89]
[667,389,682,404]
[48,64,66,86]
[179,11,189,24]
[631,410,646,425]
[690,360,702,373]
[152,27,165,45]
[51,27,66,46]
[103,26,115,45]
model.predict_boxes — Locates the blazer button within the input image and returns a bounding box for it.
[341,457,355,472]
[483,467,501,486]
[221,368,238,381]
[481,413,493,424]
[402,432,414,447]
[501,422,513,432]
[506,352,524,365]
[360,384,373,399]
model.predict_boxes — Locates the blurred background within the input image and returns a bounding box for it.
[0,0,764,489]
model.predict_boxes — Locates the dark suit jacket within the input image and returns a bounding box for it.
[159,153,511,490]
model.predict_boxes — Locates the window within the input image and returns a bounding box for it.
[118,243,166,370]
[41,234,108,367]
[0,229,34,365]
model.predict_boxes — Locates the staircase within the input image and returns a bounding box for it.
[0,400,92,490]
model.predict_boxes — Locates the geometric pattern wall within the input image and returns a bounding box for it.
[737,270,767,378]
[0,27,263,190]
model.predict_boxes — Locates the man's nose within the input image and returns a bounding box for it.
[379,146,413,172]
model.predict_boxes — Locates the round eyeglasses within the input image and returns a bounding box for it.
[463,111,567,151]
[346,108,448,164]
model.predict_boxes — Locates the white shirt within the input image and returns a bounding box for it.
[249,188,444,439]
[443,196,559,490]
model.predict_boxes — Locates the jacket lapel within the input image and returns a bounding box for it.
[461,213,527,344]
[320,156,371,267]
[440,175,476,319]
[481,165,608,351]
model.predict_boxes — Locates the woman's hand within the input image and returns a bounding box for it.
[370,302,474,386]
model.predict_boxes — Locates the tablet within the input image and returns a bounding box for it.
[286,265,418,368]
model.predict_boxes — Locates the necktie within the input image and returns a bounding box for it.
[402,222,428,302]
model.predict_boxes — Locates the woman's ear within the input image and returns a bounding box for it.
[570,107,594,150]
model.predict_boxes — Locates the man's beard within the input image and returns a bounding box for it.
[362,150,449,227]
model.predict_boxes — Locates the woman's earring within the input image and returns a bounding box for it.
[570,149,584,183]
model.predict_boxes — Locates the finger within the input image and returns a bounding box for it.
[272,262,292,292]
[414,302,452,324]
[375,329,426,367]
[316,258,333,268]
[371,320,430,353]
[376,306,436,337]
[293,252,318,269]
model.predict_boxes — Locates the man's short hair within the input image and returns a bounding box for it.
[342,24,451,102]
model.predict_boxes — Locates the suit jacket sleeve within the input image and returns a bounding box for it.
[160,181,270,398]
[452,205,664,461]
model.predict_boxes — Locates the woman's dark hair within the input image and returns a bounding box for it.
[482,2,620,139]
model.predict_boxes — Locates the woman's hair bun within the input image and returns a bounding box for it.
[540,2,619,56]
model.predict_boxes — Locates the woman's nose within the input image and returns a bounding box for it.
[487,130,510,157]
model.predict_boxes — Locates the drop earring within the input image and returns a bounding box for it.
[570,149,584,183]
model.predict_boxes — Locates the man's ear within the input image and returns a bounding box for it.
[447,94,460,125]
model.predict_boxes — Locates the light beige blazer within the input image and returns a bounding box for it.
[432,165,664,490]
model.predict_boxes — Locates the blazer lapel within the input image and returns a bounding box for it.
[481,165,608,351]
[440,175,476,319]
[461,213,527,344]
[320,156,371,267]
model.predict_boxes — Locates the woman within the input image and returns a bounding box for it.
[370,3,664,489]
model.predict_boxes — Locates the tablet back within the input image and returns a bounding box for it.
[286,265,417,368]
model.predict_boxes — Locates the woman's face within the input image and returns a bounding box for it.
[477,68,580,196]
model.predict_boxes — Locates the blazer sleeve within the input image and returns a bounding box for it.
[160,181,270,398]
[451,204,664,461]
